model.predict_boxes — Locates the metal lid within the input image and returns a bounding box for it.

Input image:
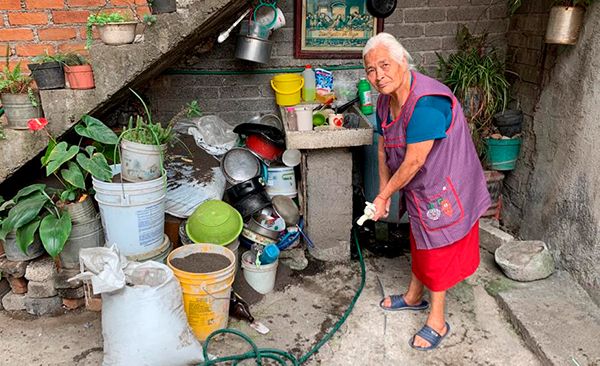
[221,148,261,184]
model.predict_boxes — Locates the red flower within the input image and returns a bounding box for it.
[27,118,48,131]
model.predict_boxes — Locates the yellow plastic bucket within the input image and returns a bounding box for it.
[271,73,304,106]
[167,243,236,341]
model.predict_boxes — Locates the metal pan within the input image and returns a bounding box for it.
[220,147,261,184]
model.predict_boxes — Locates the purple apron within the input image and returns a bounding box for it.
[377,71,490,250]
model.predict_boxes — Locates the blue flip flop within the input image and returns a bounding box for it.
[379,294,430,311]
[409,322,451,351]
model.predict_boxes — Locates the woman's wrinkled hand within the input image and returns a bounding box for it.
[372,195,391,221]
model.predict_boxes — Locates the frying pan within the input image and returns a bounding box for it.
[366,0,397,19]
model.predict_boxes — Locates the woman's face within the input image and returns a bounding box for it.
[364,46,408,95]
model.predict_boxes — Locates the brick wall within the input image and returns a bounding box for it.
[0,0,150,70]
[144,0,509,126]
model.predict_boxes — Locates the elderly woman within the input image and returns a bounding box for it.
[362,33,490,351]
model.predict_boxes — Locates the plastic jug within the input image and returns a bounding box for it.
[294,106,313,131]
[259,244,280,265]
[358,78,374,115]
[302,65,316,102]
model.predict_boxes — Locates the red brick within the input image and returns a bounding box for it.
[58,42,87,54]
[136,5,150,16]
[26,0,65,9]
[8,12,49,26]
[0,0,22,10]
[111,0,147,5]
[6,61,31,73]
[86,296,102,312]
[62,297,86,310]
[7,276,28,294]
[0,28,34,41]
[52,10,90,23]
[68,0,105,6]
[16,43,55,57]
[78,25,99,39]
[0,18,3,27]
[38,27,77,41]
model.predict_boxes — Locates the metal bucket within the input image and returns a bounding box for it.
[65,197,97,225]
[1,93,43,130]
[235,35,273,64]
[150,0,176,14]
[2,231,45,261]
[59,215,104,269]
[546,6,585,45]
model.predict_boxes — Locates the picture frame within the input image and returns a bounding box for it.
[294,0,384,59]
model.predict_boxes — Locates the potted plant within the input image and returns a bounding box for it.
[7,116,118,266]
[28,53,67,90]
[0,48,42,130]
[118,89,174,182]
[437,25,511,162]
[148,0,177,14]
[63,53,95,90]
[86,10,156,49]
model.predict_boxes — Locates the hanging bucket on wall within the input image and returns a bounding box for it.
[545,6,585,45]
[485,138,522,171]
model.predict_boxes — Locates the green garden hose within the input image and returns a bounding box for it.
[201,227,367,365]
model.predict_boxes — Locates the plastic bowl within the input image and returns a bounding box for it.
[186,200,243,245]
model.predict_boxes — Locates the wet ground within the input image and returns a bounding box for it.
[0,239,541,366]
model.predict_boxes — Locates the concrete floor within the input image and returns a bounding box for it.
[0,248,541,366]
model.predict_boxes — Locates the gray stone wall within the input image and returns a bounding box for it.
[145,0,508,125]
[504,2,600,305]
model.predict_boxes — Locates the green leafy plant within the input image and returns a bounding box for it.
[437,25,511,160]
[0,46,33,95]
[30,52,68,65]
[62,53,90,66]
[186,100,203,118]
[35,115,118,203]
[86,12,132,49]
[121,89,174,146]
[0,184,71,258]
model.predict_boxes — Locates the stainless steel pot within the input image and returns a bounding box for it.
[235,35,273,64]
[220,147,261,184]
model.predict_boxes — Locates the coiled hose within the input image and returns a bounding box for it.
[201,226,366,365]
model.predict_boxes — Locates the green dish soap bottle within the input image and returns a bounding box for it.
[358,78,374,115]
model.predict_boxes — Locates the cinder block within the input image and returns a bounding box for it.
[24,295,62,316]
[0,257,28,278]
[54,269,83,289]
[27,280,58,298]
[2,292,26,311]
[479,219,515,253]
[25,257,56,282]
[57,286,84,299]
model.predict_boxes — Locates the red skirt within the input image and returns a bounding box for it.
[410,220,480,292]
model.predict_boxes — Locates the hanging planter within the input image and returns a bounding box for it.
[545,5,586,44]
[149,0,177,14]
[97,22,138,46]
[493,109,523,137]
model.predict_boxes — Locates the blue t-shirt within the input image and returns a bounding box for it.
[376,95,452,143]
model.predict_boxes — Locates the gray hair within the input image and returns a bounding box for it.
[362,32,414,70]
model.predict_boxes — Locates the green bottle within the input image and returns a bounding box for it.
[358,78,374,115]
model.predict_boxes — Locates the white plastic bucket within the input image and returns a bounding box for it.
[265,166,297,198]
[294,106,313,131]
[241,251,278,294]
[120,139,165,182]
[93,164,166,257]
[126,234,171,263]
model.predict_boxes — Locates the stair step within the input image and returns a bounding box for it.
[495,270,600,365]
[0,0,250,182]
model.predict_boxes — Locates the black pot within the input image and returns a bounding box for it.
[28,62,65,90]
[366,0,397,18]
[493,110,523,137]
[228,190,271,219]
[226,176,264,202]
[150,0,176,14]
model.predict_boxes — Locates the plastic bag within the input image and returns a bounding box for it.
[176,115,238,156]
[70,247,205,366]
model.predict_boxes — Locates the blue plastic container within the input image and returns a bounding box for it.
[259,244,280,265]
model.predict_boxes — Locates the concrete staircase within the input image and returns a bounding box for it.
[0,0,250,182]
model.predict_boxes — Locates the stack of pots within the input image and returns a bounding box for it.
[59,197,104,268]
[235,20,272,64]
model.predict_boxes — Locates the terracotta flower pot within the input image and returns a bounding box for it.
[65,64,95,90]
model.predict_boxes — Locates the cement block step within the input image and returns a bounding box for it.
[495,271,600,366]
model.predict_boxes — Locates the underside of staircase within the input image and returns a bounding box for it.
[0,0,250,182]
